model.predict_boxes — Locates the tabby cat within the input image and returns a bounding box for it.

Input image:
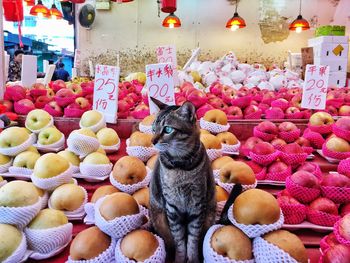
[149,98,216,263]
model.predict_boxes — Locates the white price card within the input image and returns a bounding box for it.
[93,65,120,123]
[146,63,176,114]
[156,45,177,65]
[301,64,330,110]
[21,55,37,88]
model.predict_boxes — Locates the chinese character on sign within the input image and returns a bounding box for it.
[156,47,164,57]
[164,64,173,78]
[301,64,330,110]
[93,64,120,123]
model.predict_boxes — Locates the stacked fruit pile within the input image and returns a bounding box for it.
[319,214,350,262]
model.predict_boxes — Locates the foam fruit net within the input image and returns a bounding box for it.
[199,118,230,134]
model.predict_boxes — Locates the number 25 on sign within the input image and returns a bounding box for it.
[301,64,330,110]
[93,64,120,123]
[146,63,176,114]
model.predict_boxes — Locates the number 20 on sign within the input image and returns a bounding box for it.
[146,63,176,114]
[93,65,120,123]
[301,64,330,110]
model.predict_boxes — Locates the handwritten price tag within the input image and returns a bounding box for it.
[156,45,177,65]
[93,64,120,123]
[301,64,330,110]
[146,63,175,114]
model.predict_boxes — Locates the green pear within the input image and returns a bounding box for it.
[25,109,52,131]
[0,127,29,148]
[58,150,80,166]
[0,180,39,207]
[0,153,11,165]
[83,152,110,165]
[96,128,119,146]
[33,153,70,179]
[13,151,40,169]
[38,126,62,145]
[80,110,103,128]
[0,224,22,262]
[28,209,68,229]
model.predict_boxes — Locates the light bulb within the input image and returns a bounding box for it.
[230,24,239,31]
[51,15,56,20]
[38,12,43,19]
[169,23,174,29]
[296,26,302,33]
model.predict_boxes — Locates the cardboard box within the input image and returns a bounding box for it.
[329,71,347,87]
[313,57,348,72]
[312,43,349,59]
[308,36,349,46]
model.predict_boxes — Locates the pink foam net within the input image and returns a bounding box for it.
[278,129,301,143]
[285,176,320,204]
[279,152,308,166]
[308,123,333,135]
[279,202,307,224]
[322,143,350,160]
[249,151,280,166]
[265,165,292,182]
[307,208,341,227]
[333,124,350,142]
[320,185,350,204]
[253,127,277,142]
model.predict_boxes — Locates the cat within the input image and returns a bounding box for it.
[149,98,242,263]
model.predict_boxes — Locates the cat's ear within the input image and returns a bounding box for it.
[176,101,196,122]
[150,97,168,111]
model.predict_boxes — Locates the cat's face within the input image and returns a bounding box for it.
[152,101,199,157]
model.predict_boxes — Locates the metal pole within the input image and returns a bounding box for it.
[0,0,5,99]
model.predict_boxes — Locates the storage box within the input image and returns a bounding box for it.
[328,71,347,87]
[313,57,348,72]
[312,43,348,59]
[308,36,349,46]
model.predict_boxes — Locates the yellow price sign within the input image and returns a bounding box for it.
[333,44,344,56]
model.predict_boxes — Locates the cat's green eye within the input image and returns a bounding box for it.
[164,126,174,134]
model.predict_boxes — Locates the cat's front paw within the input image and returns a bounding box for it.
[174,251,186,263]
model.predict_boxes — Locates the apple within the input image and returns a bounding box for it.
[321,173,350,188]
[186,89,207,108]
[75,97,90,109]
[44,101,63,117]
[35,96,52,109]
[309,112,334,126]
[209,82,225,96]
[335,117,350,131]
[340,203,350,217]
[47,88,55,98]
[285,106,301,115]
[175,94,186,106]
[221,88,236,105]
[67,83,83,96]
[25,109,52,132]
[51,80,66,92]
[295,137,311,147]
[258,103,270,113]
[55,88,74,99]
[326,106,338,116]
[15,99,35,113]
[252,142,275,155]
[4,85,26,101]
[244,105,259,117]
[290,171,319,189]
[13,151,41,169]
[130,103,150,119]
[271,98,289,110]
[196,104,215,119]
[297,163,319,174]
[309,197,338,215]
[38,126,63,145]
[271,138,287,148]
[339,105,350,116]
[291,94,302,108]
[226,106,243,120]
[268,160,288,174]
[30,83,46,97]
[118,99,131,113]
[326,137,350,152]
[277,195,300,206]
[283,143,304,154]
[322,233,340,249]
[256,121,278,135]
[323,244,350,263]
[208,97,227,111]
[1,100,13,112]
[243,137,263,152]
[278,122,298,132]
[266,107,285,119]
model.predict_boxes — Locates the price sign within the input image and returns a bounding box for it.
[21,55,37,88]
[146,63,175,114]
[93,65,120,123]
[301,64,330,110]
[156,45,177,65]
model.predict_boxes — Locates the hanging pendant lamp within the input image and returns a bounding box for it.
[24,0,35,7]
[289,0,310,33]
[163,12,181,28]
[49,3,63,19]
[30,0,50,18]
[226,0,246,31]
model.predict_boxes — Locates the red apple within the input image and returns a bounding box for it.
[277,195,300,205]
[290,171,319,189]
[74,97,90,109]
[335,117,350,131]
[47,101,62,112]
[131,103,150,119]
[221,88,237,105]
[4,85,26,101]
[326,105,338,116]
[0,100,13,112]
[271,138,287,148]
[243,137,264,153]
[283,143,304,154]
[340,203,350,217]
[256,121,278,135]
[208,97,227,111]
[187,89,207,108]
[209,82,224,96]
[297,163,319,174]
[35,96,52,109]
[246,161,263,174]
[16,98,35,108]
[291,94,302,108]
[51,80,66,92]
[323,244,350,263]
[309,197,338,215]
[56,88,74,98]
[323,233,340,249]
[226,106,243,120]
[295,137,311,147]
[196,104,215,119]
[258,103,270,113]
[285,106,301,114]
[279,189,292,197]
[252,142,275,155]
[244,105,259,116]
[321,173,350,188]
[279,122,298,132]
[67,83,83,96]
[118,100,130,113]
[268,160,288,174]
